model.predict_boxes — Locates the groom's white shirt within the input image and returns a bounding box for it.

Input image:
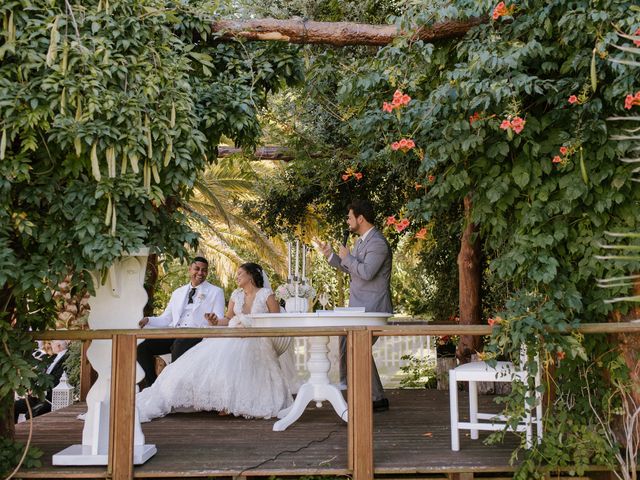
[147,281,225,328]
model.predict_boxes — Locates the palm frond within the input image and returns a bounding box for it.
[185,155,291,285]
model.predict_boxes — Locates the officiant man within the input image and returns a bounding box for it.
[319,199,392,412]
[137,256,225,387]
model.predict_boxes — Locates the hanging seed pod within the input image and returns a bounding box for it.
[120,147,128,175]
[579,147,589,185]
[151,163,160,184]
[90,142,101,181]
[590,48,597,93]
[60,87,66,115]
[0,129,6,160]
[75,99,82,121]
[104,196,112,226]
[74,137,82,157]
[106,146,116,177]
[46,16,60,67]
[170,102,176,128]
[61,41,69,75]
[129,152,140,174]
[143,160,151,191]
[7,11,15,48]
[163,140,172,167]
[145,114,153,159]
[110,202,116,236]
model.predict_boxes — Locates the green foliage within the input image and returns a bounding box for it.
[62,341,82,397]
[0,1,302,467]
[251,0,640,472]
[398,353,436,389]
[0,437,43,477]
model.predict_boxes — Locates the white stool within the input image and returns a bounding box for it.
[449,355,543,451]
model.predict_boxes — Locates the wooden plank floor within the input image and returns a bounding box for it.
[14,389,524,478]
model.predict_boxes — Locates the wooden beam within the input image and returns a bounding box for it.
[217,145,294,161]
[107,335,137,480]
[30,322,640,341]
[211,17,488,47]
[347,329,373,480]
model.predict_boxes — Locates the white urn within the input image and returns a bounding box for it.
[285,296,308,313]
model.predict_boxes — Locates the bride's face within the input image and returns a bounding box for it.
[235,267,254,288]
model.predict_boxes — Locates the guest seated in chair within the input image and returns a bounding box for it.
[14,340,69,423]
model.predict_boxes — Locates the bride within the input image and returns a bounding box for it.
[136,262,295,422]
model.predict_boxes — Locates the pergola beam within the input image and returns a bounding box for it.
[211,17,488,47]
[217,145,294,161]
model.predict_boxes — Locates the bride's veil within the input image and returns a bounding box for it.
[260,269,271,290]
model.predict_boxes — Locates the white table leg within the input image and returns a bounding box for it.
[273,335,348,431]
[449,369,460,451]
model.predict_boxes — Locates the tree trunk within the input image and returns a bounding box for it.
[606,278,640,447]
[211,17,488,47]
[614,278,640,405]
[456,195,483,364]
[143,254,159,317]
[0,285,16,441]
[0,395,15,440]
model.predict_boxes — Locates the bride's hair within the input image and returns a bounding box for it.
[240,262,264,288]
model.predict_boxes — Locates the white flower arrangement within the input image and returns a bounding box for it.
[275,283,316,301]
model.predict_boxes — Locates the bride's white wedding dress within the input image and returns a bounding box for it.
[136,287,295,422]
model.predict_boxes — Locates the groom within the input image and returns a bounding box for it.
[319,199,392,412]
[137,256,225,387]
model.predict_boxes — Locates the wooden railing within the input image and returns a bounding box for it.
[31,322,640,480]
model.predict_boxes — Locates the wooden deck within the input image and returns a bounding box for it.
[13,389,529,478]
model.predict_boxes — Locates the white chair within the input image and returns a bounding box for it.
[449,349,543,451]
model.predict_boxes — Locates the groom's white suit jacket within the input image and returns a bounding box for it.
[147,281,225,328]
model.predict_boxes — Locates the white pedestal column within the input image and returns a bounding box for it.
[273,335,348,431]
[53,249,156,465]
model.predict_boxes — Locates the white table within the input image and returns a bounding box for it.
[250,311,390,431]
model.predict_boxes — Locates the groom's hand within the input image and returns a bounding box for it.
[337,245,349,260]
[205,313,218,326]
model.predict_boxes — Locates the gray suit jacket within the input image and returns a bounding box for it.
[329,228,393,313]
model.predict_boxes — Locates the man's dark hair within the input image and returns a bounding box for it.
[192,256,209,265]
[347,199,375,224]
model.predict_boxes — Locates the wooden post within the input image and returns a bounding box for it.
[347,329,373,480]
[107,334,137,480]
[79,339,93,401]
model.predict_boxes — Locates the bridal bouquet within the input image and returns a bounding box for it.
[229,314,252,328]
[275,283,316,301]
